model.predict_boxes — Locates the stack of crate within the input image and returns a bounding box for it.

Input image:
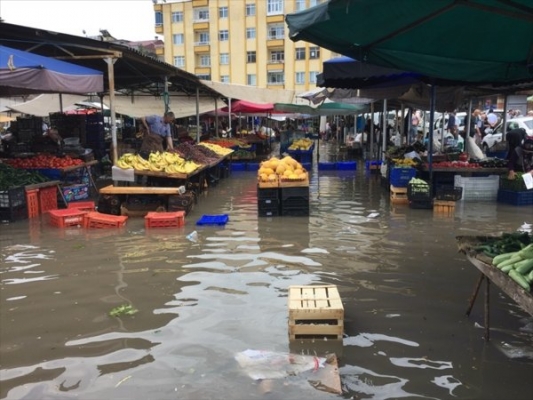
[280,186,310,216]
[257,187,280,217]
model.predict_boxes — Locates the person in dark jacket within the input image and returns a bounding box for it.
[508,138,533,179]
[506,124,527,160]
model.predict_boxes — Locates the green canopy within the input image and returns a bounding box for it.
[274,101,365,116]
[286,0,533,85]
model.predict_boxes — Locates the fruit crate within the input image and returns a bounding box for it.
[196,214,229,226]
[390,167,417,188]
[318,162,336,170]
[0,186,28,222]
[39,186,58,213]
[497,189,533,206]
[454,175,499,201]
[433,200,456,215]
[258,200,280,217]
[365,160,383,170]
[67,201,95,212]
[84,211,128,229]
[281,205,310,216]
[288,285,344,340]
[390,185,408,205]
[279,173,309,188]
[336,161,357,170]
[258,178,279,189]
[247,162,260,171]
[435,186,463,201]
[25,189,40,218]
[48,209,87,228]
[407,182,432,201]
[281,186,309,201]
[145,211,185,228]
[499,176,527,192]
[230,162,246,171]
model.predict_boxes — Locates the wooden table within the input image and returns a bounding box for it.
[99,185,183,195]
[465,254,533,340]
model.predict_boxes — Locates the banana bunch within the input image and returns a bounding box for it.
[116,153,153,170]
[116,152,201,175]
[288,138,313,151]
[198,142,233,156]
[392,158,417,167]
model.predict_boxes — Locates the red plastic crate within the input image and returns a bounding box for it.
[144,211,185,228]
[25,189,40,218]
[48,209,87,228]
[68,201,95,212]
[84,211,128,229]
[39,186,58,213]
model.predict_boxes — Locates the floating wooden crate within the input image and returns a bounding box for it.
[433,200,455,216]
[288,285,344,340]
[390,185,408,205]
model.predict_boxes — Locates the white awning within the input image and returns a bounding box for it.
[200,80,296,104]
[7,94,85,116]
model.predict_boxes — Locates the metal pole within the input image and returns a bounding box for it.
[466,98,473,156]
[428,85,436,184]
[215,97,219,137]
[228,97,232,137]
[370,102,374,159]
[105,57,118,165]
[59,93,63,113]
[502,95,508,143]
[400,103,405,145]
[196,87,200,143]
[164,76,169,114]
[382,99,387,161]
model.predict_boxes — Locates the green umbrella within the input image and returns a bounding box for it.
[286,0,533,85]
[274,101,365,116]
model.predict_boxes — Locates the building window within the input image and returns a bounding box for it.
[309,71,318,83]
[310,0,320,6]
[295,48,305,60]
[267,71,284,85]
[220,53,230,65]
[247,51,256,63]
[155,11,163,26]
[219,30,229,41]
[173,34,184,45]
[196,74,211,80]
[194,8,209,22]
[219,6,228,18]
[295,72,305,84]
[172,12,183,23]
[220,75,230,83]
[247,74,257,86]
[269,50,284,64]
[174,56,185,68]
[199,55,211,67]
[309,46,320,59]
[246,28,256,39]
[267,24,284,40]
[246,3,256,16]
[196,31,210,45]
[267,0,284,16]
[295,0,306,11]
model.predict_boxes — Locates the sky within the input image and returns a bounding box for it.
[0,0,159,42]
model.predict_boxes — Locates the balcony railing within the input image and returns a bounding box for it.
[194,41,210,46]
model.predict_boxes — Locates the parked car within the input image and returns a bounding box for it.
[433,112,468,137]
[481,116,533,152]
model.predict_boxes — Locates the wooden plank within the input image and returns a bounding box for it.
[25,180,61,190]
[290,309,344,320]
[467,254,533,317]
[63,160,98,172]
[99,185,182,195]
[289,323,343,336]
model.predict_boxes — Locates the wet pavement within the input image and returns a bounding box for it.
[1,145,533,400]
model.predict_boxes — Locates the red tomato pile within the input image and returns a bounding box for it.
[429,161,480,169]
[6,155,84,169]
[203,140,236,148]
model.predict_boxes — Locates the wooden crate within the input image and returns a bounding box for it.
[258,178,279,188]
[288,285,344,340]
[433,200,455,216]
[279,173,310,188]
[390,185,408,205]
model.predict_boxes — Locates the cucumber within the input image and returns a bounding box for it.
[492,252,518,266]
[509,270,531,291]
[496,255,522,269]
[515,259,533,275]
[528,270,533,284]
[501,265,514,273]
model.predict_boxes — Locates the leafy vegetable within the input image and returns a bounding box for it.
[109,304,138,317]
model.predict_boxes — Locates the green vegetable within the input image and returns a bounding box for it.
[509,270,531,291]
[109,304,138,317]
[527,270,533,284]
[518,244,533,260]
[515,258,533,275]
[497,255,522,269]
[501,264,515,273]
[492,252,518,266]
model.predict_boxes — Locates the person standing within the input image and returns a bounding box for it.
[508,138,533,179]
[506,123,527,160]
[409,109,420,143]
[139,111,175,158]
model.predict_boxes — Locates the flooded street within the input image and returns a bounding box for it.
[1,147,533,400]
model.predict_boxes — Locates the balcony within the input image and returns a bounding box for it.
[192,0,208,6]
[155,47,164,56]
[193,21,209,30]
[266,15,284,24]
[267,63,284,71]
[194,43,210,53]
[195,67,211,75]
[155,24,163,34]
[267,39,284,47]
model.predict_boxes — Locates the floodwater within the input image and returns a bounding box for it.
[1,147,533,400]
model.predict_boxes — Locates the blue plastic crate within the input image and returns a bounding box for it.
[390,167,417,187]
[299,152,313,164]
[365,160,383,170]
[336,161,357,170]
[31,168,63,180]
[247,163,260,171]
[318,162,336,170]
[230,163,246,171]
[302,162,312,171]
[196,214,229,225]
[497,189,533,206]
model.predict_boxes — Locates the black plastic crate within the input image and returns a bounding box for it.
[281,206,310,216]
[409,200,433,209]
[258,206,280,217]
[407,182,431,201]
[436,186,463,201]
[0,204,27,222]
[281,186,309,200]
[0,186,27,222]
[257,188,280,200]
[258,198,279,208]
[281,197,309,209]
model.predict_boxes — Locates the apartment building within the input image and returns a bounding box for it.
[153,0,334,90]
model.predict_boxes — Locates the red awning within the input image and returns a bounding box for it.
[220,100,274,114]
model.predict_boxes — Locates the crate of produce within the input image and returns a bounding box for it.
[62,184,89,202]
[336,161,357,170]
[435,186,463,201]
[281,186,309,200]
[0,186,27,222]
[499,175,528,192]
[39,186,58,213]
[196,214,229,226]
[25,189,40,218]
[365,160,382,170]
[288,285,344,340]
[302,162,312,171]
[497,189,533,206]
[48,209,87,228]
[454,175,500,201]
[35,168,63,180]
[390,185,408,205]
[433,200,456,216]
[67,201,96,212]
[299,152,313,164]
[407,179,431,201]
[258,178,279,188]
[258,199,280,217]
[390,167,417,187]
[257,187,279,200]
[318,162,336,170]
[145,211,185,228]
[279,173,309,188]
[84,211,128,229]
